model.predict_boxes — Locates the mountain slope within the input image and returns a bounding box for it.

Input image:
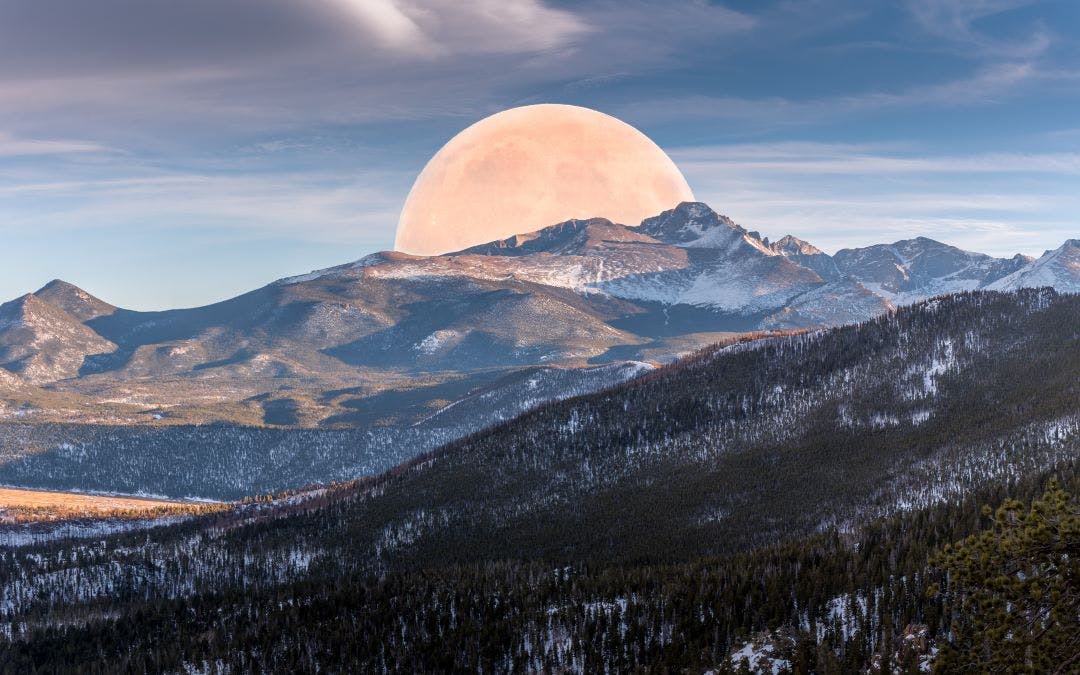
[831,237,1032,302]
[33,279,116,322]
[0,369,32,400]
[0,361,654,498]
[2,289,1075,567]
[308,289,1077,565]
[0,294,117,384]
[0,289,1076,673]
[987,239,1080,293]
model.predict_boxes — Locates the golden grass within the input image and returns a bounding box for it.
[0,487,225,523]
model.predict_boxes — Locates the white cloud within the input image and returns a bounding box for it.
[669,141,1080,257]
[339,0,430,52]
[335,0,590,57]
[670,142,1080,175]
[616,61,1070,128]
[0,169,410,246]
[0,132,111,157]
[0,1,758,137]
[905,0,1051,58]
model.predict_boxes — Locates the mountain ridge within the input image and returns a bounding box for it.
[1,202,1076,429]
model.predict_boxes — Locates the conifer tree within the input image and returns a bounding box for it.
[931,480,1079,673]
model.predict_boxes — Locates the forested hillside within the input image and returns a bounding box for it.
[3,469,1075,673]
[0,289,1077,672]
[0,361,650,499]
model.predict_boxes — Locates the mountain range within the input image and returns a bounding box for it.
[1,202,1075,433]
[2,288,1076,671]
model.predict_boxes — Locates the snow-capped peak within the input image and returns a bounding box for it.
[986,239,1080,293]
[638,202,776,254]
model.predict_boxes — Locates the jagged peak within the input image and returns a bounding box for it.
[668,201,726,220]
[637,201,773,254]
[3,291,74,318]
[1030,238,1080,267]
[1,292,44,314]
[639,202,738,231]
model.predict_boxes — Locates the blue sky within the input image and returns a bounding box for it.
[1,0,1078,309]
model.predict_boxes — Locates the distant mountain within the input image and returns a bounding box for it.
[0,202,1075,432]
[767,234,839,279]
[987,239,1080,293]
[831,237,1033,302]
[0,293,116,384]
[33,279,116,322]
[446,204,1056,322]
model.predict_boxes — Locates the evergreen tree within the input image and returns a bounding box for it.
[931,481,1079,673]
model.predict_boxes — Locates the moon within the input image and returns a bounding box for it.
[394,104,695,256]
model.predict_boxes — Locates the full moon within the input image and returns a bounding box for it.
[394,104,695,256]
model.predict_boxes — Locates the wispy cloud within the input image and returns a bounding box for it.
[0,1,753,136]
[0,169,411,246]
[616,60,1071,128]
[0,132,111,157]
[335,0,591,56]
[672,141,1080,257]
[905,0,1051,58]
[670,142,1080,175]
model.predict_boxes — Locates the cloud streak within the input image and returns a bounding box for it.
[0,132,111,157]
[0,169,410,246]
[336,0,591,56]
[905,0,1051,58]
[670,142,1080,175]
[615,60,1075,129]
[672,141,1080,257]
[0,1,752,137]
